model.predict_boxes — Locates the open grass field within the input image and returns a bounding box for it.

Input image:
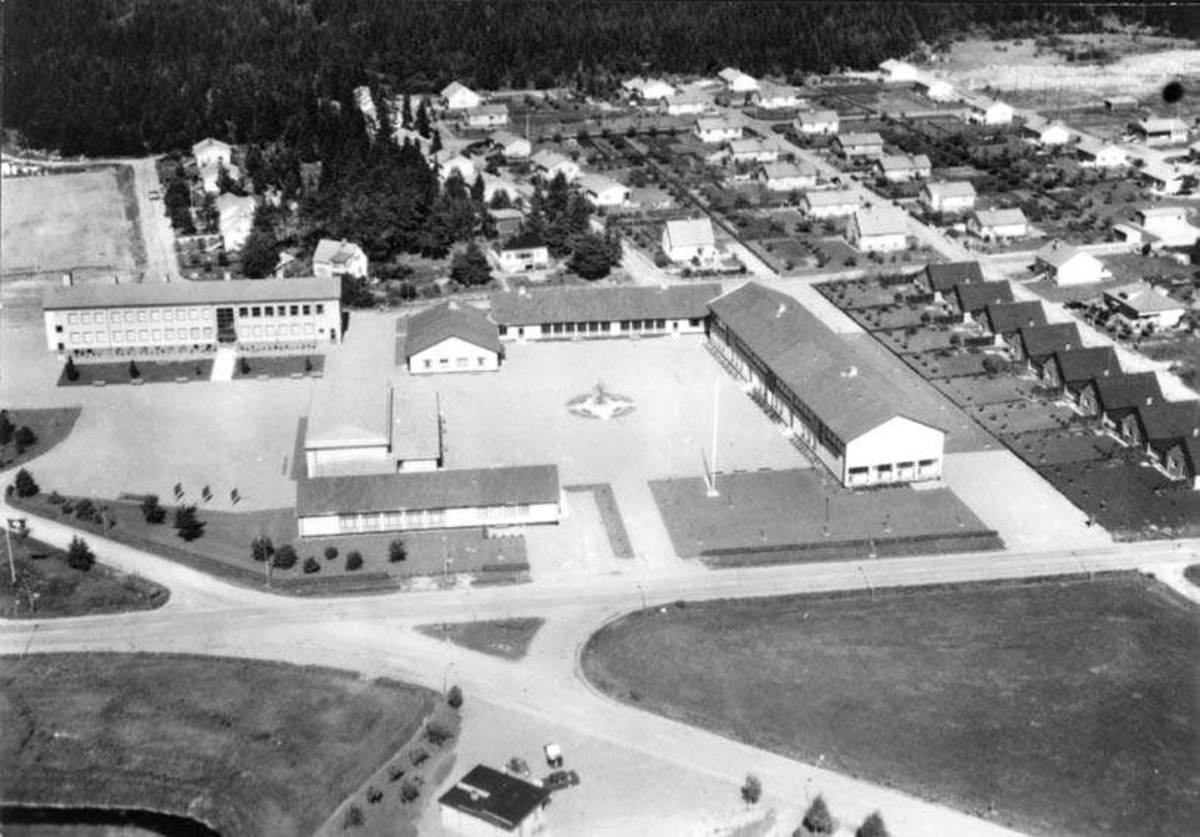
[582,575,1200,837]
[416,618,545,661]
[0,654,436,837]
[0,406,80,471]
[0,535,168,619]
[651,469,998,560]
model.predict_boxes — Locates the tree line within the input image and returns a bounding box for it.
[4,1,1192,157]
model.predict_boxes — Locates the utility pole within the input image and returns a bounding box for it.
[707,378,720,497]
[4,521,15,586]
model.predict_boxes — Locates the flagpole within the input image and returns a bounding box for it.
[707,378,720,497]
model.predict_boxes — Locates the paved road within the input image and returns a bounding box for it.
[126,156,178,283]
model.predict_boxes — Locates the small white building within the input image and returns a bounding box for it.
[758,161,818,192]
[879,59,919,82]
[626,77,676,102]
[660,91,708,116]
[199,162,242,195]
[969,207,1028,240]
[921,181,977,214]
[493,233,550,273]
[463,104,509,129]
[1141,163,1185,195]
[752,82,801,110]
[849,207,909,253]
[834,132,884,160]
[530,150,581,182]
[968,100,1014,126]
[579,173,630,208]
[801,189,859,219]
[875,153,931,182]
[404,300,502,375]
[440,81,483,111]
[438,765,552,837]
[215,193,257,252]
[1034,241,1109,286]
[662,217,718,263]
[489,130,531,159]
[694,117,743,144]
[1103,281,1187,330]
[794,110,839,135]
[728,137,781,164]
[1025,119,1070,146]
[1075,138,1128,168]
[435,152,479,184]
[304,383,441,477]
[1135,206,1197,247]
[1135,117,1189,146]
[192,137,233,171]
[920,78,955,102]
[719,67,760,93]
[312,239,369,280]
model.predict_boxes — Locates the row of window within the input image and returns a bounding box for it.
[847,459,938,482]
[68,327,212,345]
[334,504,533,533]
[237,303,325,318]
[65,307,210,326]
[498,318,701,337]
[244,323,317,339]
[422,355,490,369]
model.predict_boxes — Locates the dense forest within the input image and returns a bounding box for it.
[3,1,1194,157]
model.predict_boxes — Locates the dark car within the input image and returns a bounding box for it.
[543,770,580,792]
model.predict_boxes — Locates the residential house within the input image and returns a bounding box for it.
[1162,435,1200,489]
[834,132,885,160]
[969,208,1028,240]
[794,110,839,135]
[1013,322,1082,374]
[481,174,522,206]
[192,137,233,170]
[920,78,955,102]
[1104,95,1138,111]
[879,59,919,82]
[489,130,531,160]
[490,208,526,239]
[662,217,718,263]
[1140,162,1185,195]
[579,173,630,208]
[404,300,502,375]
[440,81,482,111]
[694,117,743,144]
[627,77,676,102]
[752,82,801,110]
[848,207,908,253]
[801,189,859,219]
[1129,400,1200,480]
[953,281,1015,320]
[1082,371,1162,431]
[199,160,241,195]
[968,100,1014,126]
[463,103,509,129]
[312,239,369,280]
[921,181,976,214]
[493,231,550,273]
[1103,282,1188,331]
[661,91,708,116]
[1075,137,1128,168]
[728,137,781,164]
[1043,347,1121,405]
[719,67,760,93]
[439,765,551,837]
[1133,206,1198,247]
[1034,241,1108,286]
[982,301,1047,341]
[215,193,256,252]
[758,161,818,192]
[530,150,581,182]
[1134,117,1189,146]
[875,153,931,183]
[922,261,984,296]
[1024,119,1070,146]
[434,152,478,183]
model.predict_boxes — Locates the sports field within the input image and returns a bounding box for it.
[583,576,1199,837]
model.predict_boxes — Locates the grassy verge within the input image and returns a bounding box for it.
[0,534,168,618]
[415,618,545,661]
[59,359,213,387]
[1,653,438,837]
[232,354,325,379]
[0,407,81,471]
[582,575,1199,837]
[1184,565,1200,588]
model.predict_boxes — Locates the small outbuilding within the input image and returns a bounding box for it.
[404,301,502,374]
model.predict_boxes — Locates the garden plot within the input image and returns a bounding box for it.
[1001,428,1122,467]
[876,326,960,354]
[1038,458,1200,538]
[933,374,1038,406]
[969,397,1077,436]
[906,349,992,378]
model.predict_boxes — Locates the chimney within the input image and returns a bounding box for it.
[223,271,232,282]
[61,272,73,287]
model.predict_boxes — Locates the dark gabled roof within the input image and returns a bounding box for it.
[707,282,941,444]
[1174,435,1200,475]
[404,301,501,358]
[1052,346,1122,387]
[490,283,721,326]
[43,276,340,310]
[500,230,546,251]
[439,765,550,830]
[925,261,984,292]
[1017,322,1083,360]
[296,465,560,517]
[1135,400,1200,444]
[954,280,1014,313]
[1092,371,1164,413]
[984,301,1047,334]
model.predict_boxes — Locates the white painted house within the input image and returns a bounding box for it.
[312,239,369,280]
[579,173,630,208]
[920,78,955,102]
[794,110,839,135]
[404,300,502,375]
[849,207,909,253]
[1135,117,1189,146]
[1141,163,1185,195]
[1103,282,1187,330]
[489,130,531,159]
[728,137,781,164]
[968,100,1014,126]
[1075,137,1128,168]
[463,104,509,129]
[662,218,718,264]
[921,181,977,214]
[192,137,233,170]
[530,150,581,182]
[834,132,884,160]
[493,232,550,273]
[801,189,859,219]
[719,67,760,93]
[694,117,743,144]
[759,161,818,192]
[660,91,708,116]
[440,81,482,111]
[879,59,919,82]
[434,151,478,183]
[215,193,256,251]
[752,82,801,110]
[1034,241,1109,286]
[969,208,1028,240]
[875,153,931,182]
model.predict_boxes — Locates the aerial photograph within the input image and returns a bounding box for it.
[1,1,1198,835]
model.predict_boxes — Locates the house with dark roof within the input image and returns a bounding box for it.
[439,765,551,837]
[404,301,502,374]
[490,283,720,341]
[493,231,550,273]
[953,281,1014,319]
[833,132,884,160]
[981,301,1047,340]
[1041,347,1121,406]
[1079,371,1162,429]
[1127,400,1200,483]
[1103,282,1188,331]
[1162,435,1200,489]
[1011,322,1082,372]
[296,465,561,537]
[707,282,945,488]
[922,261,984,295]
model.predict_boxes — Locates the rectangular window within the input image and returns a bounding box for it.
[190,308,199,320]
[124,311,135,323]
[68,313,79,325]
[110,311,122,323]
[239,307,248,317]
[303,324,314,335]
[456,357,467,368]
[201,308,212,320]
[656,319,666,329]
[424,359,432,369]
[252,307,261,317]
[477,357,485,366]
[264,306,274,317]
[290,305,299,316]
[126,330,135,342]
[291,324,300,336]
[138,329,148,341]
[266,325,276,337]
[151,310,160,323]
[191,327,200,339]
[137,310,147,323]
[315,304,324,314]
[152,329,161,341]
[338,514,358,534]
[56,325,63,333]
[82,332,92,344]
[162,309,172,322]
[177,307,187,320]
[81,312,91,325]
[439,357,449,365]
[165,329,174,340]
[689,318,701,327]
[302,305,311,315]
[95,331,108,344]
[499,325,508,336]
[202,327,213,339]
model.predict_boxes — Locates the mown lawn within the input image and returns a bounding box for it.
[416,618,545,661]
[0,406,81,471]
[582,577,1199,837]
[1,654,437,837]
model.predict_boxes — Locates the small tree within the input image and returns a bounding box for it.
[324,546,339,561]
[65,356,80,382]
[802,795,834,834]
[13,468,39,498]
[449,242,493,287]
[346,551,364,571]
[0,411,13,445]
[74,498,98,522]
[273,544,299,570]
[66,535,95,571]
[13,425,35,453]
[251,535,275,563]
[388,539,407,563]
[741,774,762,804]
[128,359,141,380]
[239,356,251,375]
[447,685,463,709]
[303,556,321,574]
[141,494,167,524]
[856,812,889,837]
[342,805,364,828]
[173,504,205,541]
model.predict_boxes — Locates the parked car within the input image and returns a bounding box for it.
[543,743,563,768]
[543,770,581,792]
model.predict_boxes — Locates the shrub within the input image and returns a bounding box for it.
[173,504,205,541]
[128,359,141,379]
[387,764,406,782]
[64,356,81,382]
[66,536,95,571]
[251,535,275,563]
[741,773,762,804]
[388,539,407,562]
[856,812,889,837]
[342,805,364,828]
[346,551,364,571]
[239,356,250,375]
[324,546,339,561]
[447,685,463,709]
[409,747,429,766]
[426,720,454,746]
[14,426,37,452]
[366,786,383,804]
[48,491,65,505]
[272,544,298,570]
[802,795,834,834]
[141,495,167,524]
[74,498,98,522]
[399,778,421,804]
[303,556,321,574]
[13,468,39,498]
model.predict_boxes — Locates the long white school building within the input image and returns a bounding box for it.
[42,276,342,357]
